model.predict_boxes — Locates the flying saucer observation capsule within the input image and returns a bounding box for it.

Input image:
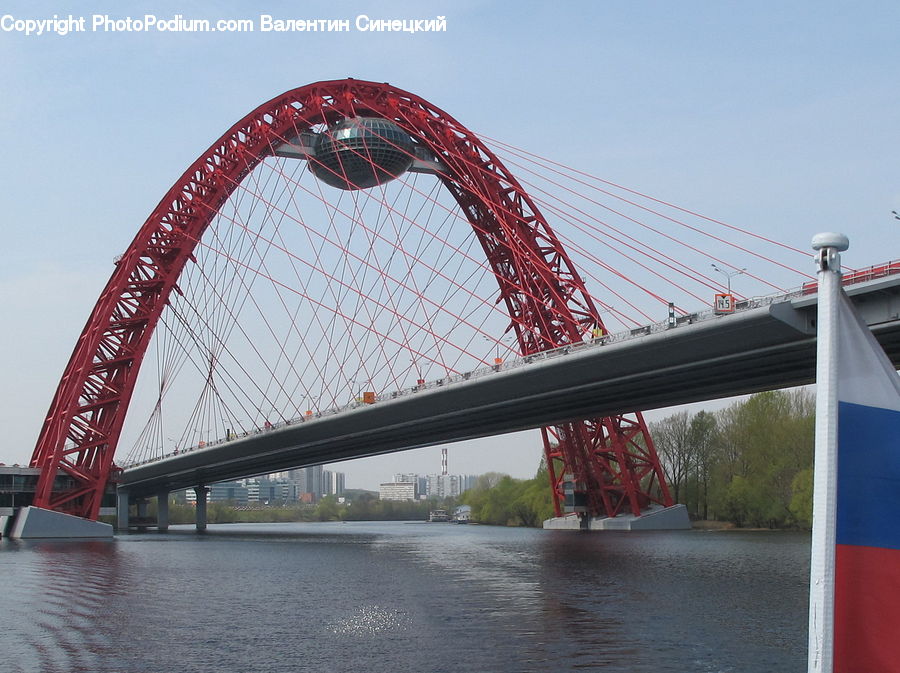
[272,116,446,189]
[309,117,416,191]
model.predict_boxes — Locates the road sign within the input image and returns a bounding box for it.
[714,293,735,314]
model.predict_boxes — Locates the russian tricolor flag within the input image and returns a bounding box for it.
[833,291,900,671]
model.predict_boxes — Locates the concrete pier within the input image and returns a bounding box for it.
[543,504,691,531]
[194,485,209,532]
[157,491,169,532]
[116,488,130,532]
[7,506,113,539]
[1,513,14,537]
[115,487,172,533]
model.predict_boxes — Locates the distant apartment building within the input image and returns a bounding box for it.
[379,482,417,501]
[290,465,323,501]
[183,481,249,505]
[393,473,427,498]
[427,474,463,499]
[247,478,299,505]
[177,467,345,506]
[324,469,345,497]
[286,465,346,502]
[383,472,474,499]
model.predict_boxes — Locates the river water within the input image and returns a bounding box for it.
[0,522,810,672]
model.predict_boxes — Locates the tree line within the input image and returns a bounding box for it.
[651,389,815,528]
[459,468,554,527]
[457,389,815,529]
[150,493,440,525]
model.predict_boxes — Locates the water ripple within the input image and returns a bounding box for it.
[1,524,810,672]
[326,604,410,636]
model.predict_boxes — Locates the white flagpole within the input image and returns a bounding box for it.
[807,232,849,673]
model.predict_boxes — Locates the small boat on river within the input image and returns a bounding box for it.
[428,509,451,522]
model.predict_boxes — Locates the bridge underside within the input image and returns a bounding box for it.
[121,278,900,499]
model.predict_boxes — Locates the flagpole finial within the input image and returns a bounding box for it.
[812,233,849,252]
[812,233,849,273]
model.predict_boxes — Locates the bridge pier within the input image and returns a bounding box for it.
[194,485,209,532]
[136,497,149,520]
[116,488,130,532]
[116,488,171,533]
[1,513,13,538]
[156,491,169,532]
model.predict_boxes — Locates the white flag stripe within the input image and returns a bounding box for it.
[836,292,900,412]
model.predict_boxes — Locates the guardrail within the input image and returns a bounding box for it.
[801,259,899,295]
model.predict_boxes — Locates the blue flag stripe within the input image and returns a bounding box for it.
[836,401,900,551]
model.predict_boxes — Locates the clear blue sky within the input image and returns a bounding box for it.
[1,1,897,488]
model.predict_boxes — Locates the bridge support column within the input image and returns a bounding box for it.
[136,498,149,520]
[194,485,209,533]
[156,491,169,532]
[116,488,130,532]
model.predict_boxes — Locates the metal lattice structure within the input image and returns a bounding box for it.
[31,78,672,520]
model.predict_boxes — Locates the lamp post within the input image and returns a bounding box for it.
[710,263,746,295]
[590,306,615,339]
[349,379,372,404]
[410,358,425,387]
[483,334,515,369]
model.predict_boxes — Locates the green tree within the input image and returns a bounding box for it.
[689,410,719,520]
[651,411,695,504]
[460,460,554,527]
[315,495,343,521]
[789,467,814,528]
[710,390,814,527]
[649,388,814,527]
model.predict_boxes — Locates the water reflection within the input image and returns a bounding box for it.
[1,524,810,673]
[2,539,129,673]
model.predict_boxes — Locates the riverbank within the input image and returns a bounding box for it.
[691,519,810,532]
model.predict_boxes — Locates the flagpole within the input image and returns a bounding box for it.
[808,232,849,673]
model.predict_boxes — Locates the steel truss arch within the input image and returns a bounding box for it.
[31,78,672,520]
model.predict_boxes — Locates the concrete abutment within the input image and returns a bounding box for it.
[543,504,691,531]
[5,506,113,539]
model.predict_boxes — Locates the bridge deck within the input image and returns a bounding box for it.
[121,275,899,497]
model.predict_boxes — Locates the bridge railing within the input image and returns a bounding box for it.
[121,259,898,469]
[800,259,900,295]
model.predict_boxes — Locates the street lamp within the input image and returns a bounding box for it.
[710,263,746,295]
[591,306,615,339]
[410,358,425,387]
[483,334,515,368]
[349,378,372,404]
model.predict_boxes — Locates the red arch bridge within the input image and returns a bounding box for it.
[8,79,900,537]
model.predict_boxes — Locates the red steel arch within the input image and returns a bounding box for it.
[31,78,672,520]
